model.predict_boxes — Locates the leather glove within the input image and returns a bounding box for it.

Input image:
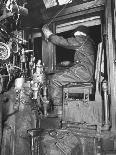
[42,25,53,39]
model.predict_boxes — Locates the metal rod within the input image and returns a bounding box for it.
[47,0,72,26]
[102,79,110,130]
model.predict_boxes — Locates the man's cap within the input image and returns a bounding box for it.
[73,25,90,36]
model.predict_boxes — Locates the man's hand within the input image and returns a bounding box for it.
[42,25,53,39]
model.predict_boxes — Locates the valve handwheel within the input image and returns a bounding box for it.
[0,42,10,60]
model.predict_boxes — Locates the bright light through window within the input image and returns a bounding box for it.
[58,0,72,5]
[43,0,57,8]
[43,0,72,8]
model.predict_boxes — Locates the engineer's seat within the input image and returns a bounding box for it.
[62,42,103,126]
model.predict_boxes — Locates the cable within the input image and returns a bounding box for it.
[47,0,72,26]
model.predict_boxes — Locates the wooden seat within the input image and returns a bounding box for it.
[63,82,93,96]
[62,81,95,125]
[61,43,103,126]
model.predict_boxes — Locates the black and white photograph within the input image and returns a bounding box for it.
[0,0,116,154]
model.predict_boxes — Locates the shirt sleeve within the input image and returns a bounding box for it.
[49,34,82,50]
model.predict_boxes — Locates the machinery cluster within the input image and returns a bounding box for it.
[0,0,49,120]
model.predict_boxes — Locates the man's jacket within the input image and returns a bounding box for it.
[49,34,95,81]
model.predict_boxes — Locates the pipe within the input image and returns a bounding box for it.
[102,80,110,130]
[43,85,49,117]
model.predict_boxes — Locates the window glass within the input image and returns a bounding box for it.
[58,0,72,5]
[43,0,57,8]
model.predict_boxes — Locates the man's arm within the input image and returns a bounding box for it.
[49,34,81,50]
[42,25,81,50]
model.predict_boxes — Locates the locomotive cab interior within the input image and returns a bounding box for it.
[0,0,116,155]
[41,15,106,124]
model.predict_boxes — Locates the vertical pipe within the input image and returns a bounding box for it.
[105,0,116,131]
[102,80,110,130]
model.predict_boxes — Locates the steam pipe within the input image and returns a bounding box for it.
[102,80,110,130]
